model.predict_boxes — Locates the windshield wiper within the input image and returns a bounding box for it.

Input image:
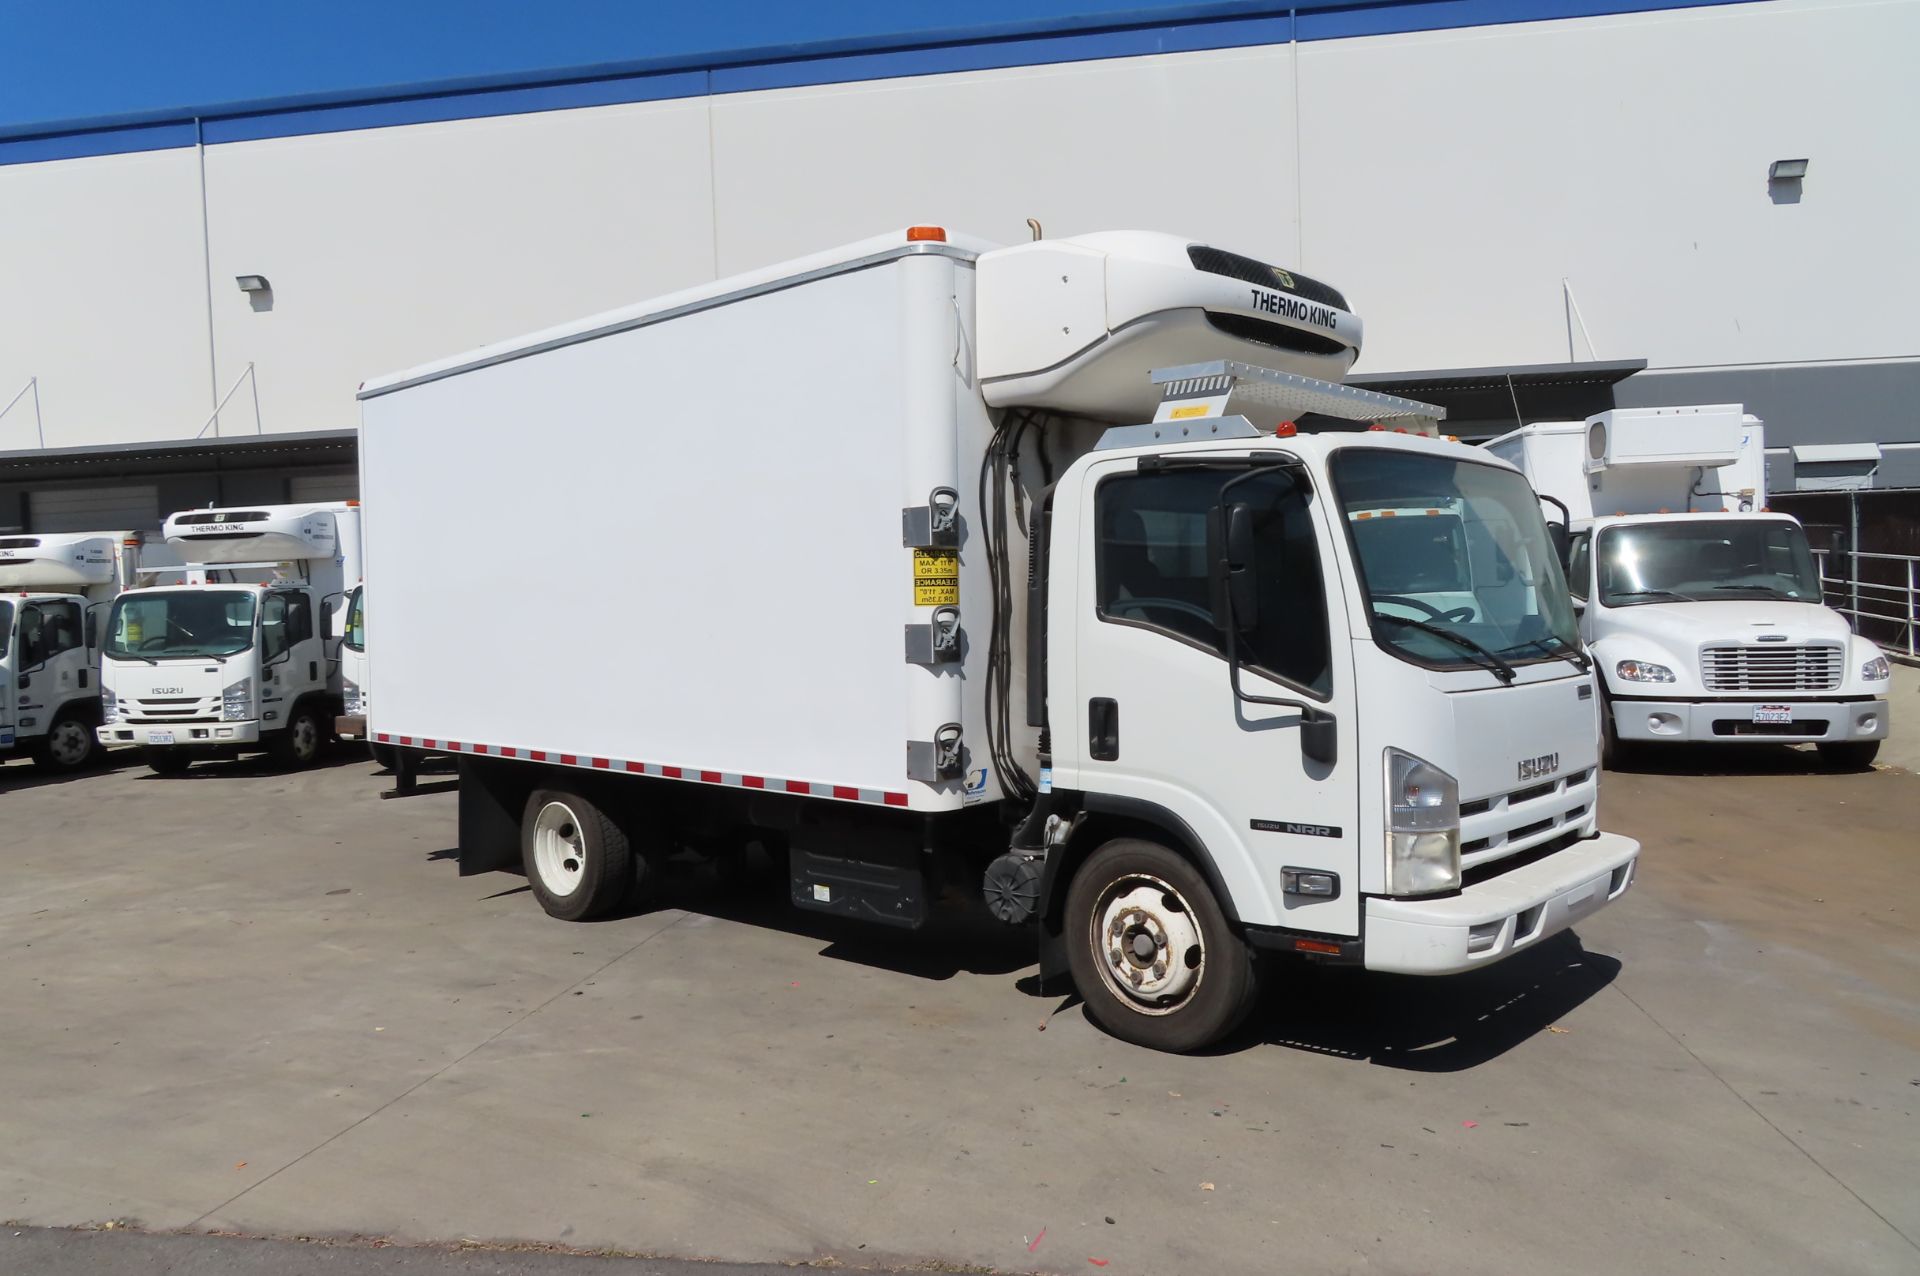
[1372,613,1516,682]
[1499,635,1590,672]
[1607,589,1697,603]
[1709,584,1800,600]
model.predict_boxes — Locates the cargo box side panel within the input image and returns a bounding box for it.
[361,264,924,797]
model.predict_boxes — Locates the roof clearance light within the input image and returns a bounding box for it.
[1274,420,1298,438]
[1368,424,1386,432]
[906,226,947,242]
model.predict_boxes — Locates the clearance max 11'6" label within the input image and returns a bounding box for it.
[912,548,958,606]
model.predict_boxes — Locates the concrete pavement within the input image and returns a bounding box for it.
[0,749,1915,1274]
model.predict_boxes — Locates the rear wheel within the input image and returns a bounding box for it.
[31,714,99,773]
[522,788,639,921]
[369,742,398,771]
[268,705,325,769]
[1064,838,1258,1053]
[143,747,193,776]
[1817,740,1880,771]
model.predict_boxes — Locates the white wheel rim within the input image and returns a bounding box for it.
[49,722,90,766]
[1089,872,1206,1015]
[532,801,588,897]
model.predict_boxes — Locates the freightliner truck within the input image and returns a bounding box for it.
[359,227,1640,1052]
[97,502,362,773]
[1488,406,1892,769]
[0,531,166,771]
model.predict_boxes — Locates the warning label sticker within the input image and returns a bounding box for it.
[912,548,959,606]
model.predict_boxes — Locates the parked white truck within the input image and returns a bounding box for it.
[0,532,162,771]
[360,227,1639,1052]
[333,583,396,768]
[97,502,363,774]
[1488,405,1892,768]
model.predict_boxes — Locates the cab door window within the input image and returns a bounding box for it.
[1566,532,1591,601]
[17,601,81,666]
[260,594,290,662]
[1096,468,1331,697]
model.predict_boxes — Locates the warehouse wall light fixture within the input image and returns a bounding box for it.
[1768,158,1809,181]
[235,274,271,293]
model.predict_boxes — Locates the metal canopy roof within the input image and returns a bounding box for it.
[1345,358,1647,438]
[0,429,357,481]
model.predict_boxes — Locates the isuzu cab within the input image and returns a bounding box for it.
[97,502,362,773]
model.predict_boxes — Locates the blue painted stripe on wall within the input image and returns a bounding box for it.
[0,0,1759,167]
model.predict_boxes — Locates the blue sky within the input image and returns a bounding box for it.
[0,1,1276,135]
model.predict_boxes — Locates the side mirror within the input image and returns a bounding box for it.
[1547,523,1571,570]
[1301,710,1338,767]
[321,610,337,642]
[1208,501,1260,633]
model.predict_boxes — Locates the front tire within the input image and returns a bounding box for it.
[1817,740,1880,771]
[31,714,100,773]
[1064,838,1258,1053]
[522,789,639,921]
[143,747,193,776]
[268,705,325,769]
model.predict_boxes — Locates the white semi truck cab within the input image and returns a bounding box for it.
[0,532,154,772]
[97,502,363,773]
[361,227,1639,1052]
[1488,406,1891,768]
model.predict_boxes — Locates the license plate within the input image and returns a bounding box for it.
[148,730,175,745]
[1752,705,1792,725]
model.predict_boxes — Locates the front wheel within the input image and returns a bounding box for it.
[32,714,100,773]
[522,789,640,921]
[1064,838,1258,1053]
[268,705,325,769]
[1817,740,1880,771]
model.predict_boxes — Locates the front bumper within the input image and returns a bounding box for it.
[1611,697,1888,745]
[336,713,367,740]
[99,720,262,747]
[1363,832,1639,975]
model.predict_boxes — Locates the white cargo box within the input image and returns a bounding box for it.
[165,504,342,565]
[0,533,117,589]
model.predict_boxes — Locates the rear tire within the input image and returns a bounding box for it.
[268,704,325,769]
[522,788,638,921]
[1064,838,1258,1053]
[143,747,193,776]
[369,742,398,772]
[31,714,99,773]
[1817,740,1880,771]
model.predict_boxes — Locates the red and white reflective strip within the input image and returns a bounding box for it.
[372,733,909,808]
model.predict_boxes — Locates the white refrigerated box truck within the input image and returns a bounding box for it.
[98,501,363,773]
[1487,406,1891,768]
[0,531,167,771]
[360,227,1639,1052]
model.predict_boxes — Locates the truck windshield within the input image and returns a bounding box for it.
[105,590,258,660]
[1596,520,1820,607]
[1333,450,1580,672]
[0,599,11,659]
[343,586,365,652]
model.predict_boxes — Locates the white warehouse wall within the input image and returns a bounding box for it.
[0,0,1912,453]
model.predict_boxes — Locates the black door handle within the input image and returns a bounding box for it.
[1089,697,1119,761]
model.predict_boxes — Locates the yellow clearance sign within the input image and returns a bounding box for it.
[912,548,959,606]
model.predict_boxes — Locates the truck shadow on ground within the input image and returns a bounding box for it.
[126,748,374,782]
[1221,930,1620,1069]
[0,750,144,795]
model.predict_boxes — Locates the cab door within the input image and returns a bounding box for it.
[13,601,84,737]
[259,590,324,727]
[1059,456,1362,937]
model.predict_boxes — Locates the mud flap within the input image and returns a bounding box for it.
[456,757,532,876]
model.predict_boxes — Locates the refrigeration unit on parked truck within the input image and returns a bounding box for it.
[96,502,363,774]
[0,532,165,771]
[359,227,1639,1052]
[1487,405,1891,768]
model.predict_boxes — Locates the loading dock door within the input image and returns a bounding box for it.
[289,472,359,504]
[27,484,161,534]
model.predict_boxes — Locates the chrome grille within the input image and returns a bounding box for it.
[1700,644,1842,693]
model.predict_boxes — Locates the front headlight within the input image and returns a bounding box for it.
[221,677,252,722]
[1862,655,1891,681]
[1616,659,1676,683]
[101,688,119,724]
[1386,748,1461,896]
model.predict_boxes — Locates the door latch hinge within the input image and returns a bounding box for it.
[906,721,965,782]
[902,485,960,548]
[904,605,962,665]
